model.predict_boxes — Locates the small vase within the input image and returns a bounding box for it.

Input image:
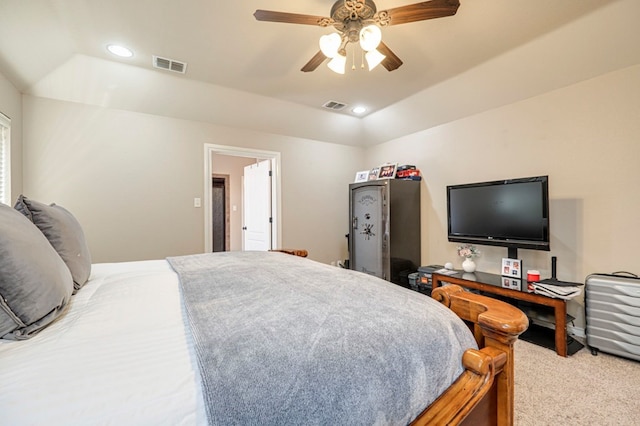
[462,257,476,273]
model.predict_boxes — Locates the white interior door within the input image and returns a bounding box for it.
[243,159,272,251]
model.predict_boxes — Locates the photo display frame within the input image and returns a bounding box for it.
[502,258,523,278]
[354,170,369,183]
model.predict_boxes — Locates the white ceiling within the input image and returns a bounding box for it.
[0,0,638,146]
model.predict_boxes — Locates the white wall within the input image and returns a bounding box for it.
[0,70,22,201]
[365,64,640,329]
[22,95,365,264]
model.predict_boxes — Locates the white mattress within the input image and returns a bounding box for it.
[0,260,207,425]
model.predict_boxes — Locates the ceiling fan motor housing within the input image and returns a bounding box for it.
[331,0,377,23]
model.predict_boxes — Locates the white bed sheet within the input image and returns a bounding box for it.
[0,260,207,426]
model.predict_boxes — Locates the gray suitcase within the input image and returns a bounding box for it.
[585,272,640,361]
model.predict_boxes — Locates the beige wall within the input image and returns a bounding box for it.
[365,64,640,329]
[16,64,640,331]
[22,95,365,264]
[0,71,22,202]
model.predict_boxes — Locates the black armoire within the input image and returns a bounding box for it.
[348,179,421,287]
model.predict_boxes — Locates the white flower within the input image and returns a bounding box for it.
[457,244,480,258]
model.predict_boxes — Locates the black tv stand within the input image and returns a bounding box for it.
[518,323,584,356]
[432,270,579,357]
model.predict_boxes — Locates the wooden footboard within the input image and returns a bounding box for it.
[412,285,529,426]
[270,248,309,257]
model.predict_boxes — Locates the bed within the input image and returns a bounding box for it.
[0,199,528,425]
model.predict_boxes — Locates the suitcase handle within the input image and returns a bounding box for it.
[611,271,639,278]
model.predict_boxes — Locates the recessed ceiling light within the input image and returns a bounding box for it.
[352,106,367,114]
[107,44,133,58]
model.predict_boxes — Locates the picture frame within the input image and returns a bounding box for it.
[377,163,397,179]
[368,167,380,181]
[501,258,523,279]
[354,170,369,183]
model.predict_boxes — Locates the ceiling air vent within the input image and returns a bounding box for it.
[153,55,187,74]
[322,100,347,111]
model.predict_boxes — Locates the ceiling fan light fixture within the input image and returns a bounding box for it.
[255,0,461,73]
[319,33,341,58]
[327,54,347,74]
[365,49,386,71]
[359,25,382,52]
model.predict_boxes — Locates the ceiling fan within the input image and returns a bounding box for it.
[254,0,460,74]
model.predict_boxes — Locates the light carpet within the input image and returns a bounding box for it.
[514,339,640,425]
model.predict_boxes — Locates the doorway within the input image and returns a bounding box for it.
[203,144,281,253]
[212,175,230,252]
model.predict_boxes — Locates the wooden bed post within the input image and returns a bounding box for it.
[476,313,520,425]
[413,285,528,426]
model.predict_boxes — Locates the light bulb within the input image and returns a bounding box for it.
[327,54,347,74]
[359,25,382,52]
[319,33,341,58]
[365,49,386,70]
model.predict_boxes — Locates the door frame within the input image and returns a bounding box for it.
[203,144,281,253]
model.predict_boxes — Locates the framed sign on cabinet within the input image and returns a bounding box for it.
[368,167,380,181]
[377,163,397,179]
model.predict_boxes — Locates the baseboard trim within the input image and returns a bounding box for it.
[568,326,585,338]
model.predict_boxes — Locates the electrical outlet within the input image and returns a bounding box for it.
[194,197,201,208]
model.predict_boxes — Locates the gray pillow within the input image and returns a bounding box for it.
[15,195,92,292]
[0,203,73,340]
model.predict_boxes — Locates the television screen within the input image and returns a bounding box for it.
[447,176,550,256]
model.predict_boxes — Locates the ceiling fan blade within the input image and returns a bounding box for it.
[383,0,460,26]
[378,42,403,71]
[254,10,330,26]
[301,51,328,72]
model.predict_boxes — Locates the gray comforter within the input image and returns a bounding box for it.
[167,251,477,425]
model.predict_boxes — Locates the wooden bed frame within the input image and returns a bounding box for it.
[414,285,529,426]
[272,250,528,425]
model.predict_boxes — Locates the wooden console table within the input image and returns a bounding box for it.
[432,271,570,357]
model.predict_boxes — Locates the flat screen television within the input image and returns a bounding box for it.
[447,176,550,259]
